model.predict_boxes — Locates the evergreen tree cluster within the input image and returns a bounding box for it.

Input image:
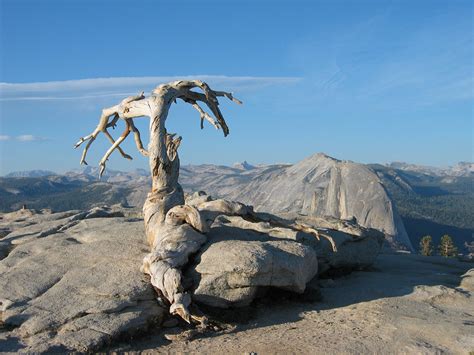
[419,234,458,257]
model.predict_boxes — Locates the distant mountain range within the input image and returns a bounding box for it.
[5,169,57,178]
[1,154,472,253]
[5,160,473,179]
[385,161,473,177]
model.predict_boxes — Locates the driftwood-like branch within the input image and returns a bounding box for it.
[190,102,220,130]
[75,83,241,175]
[103,129,133,161]
[99,120,132,178]
[129,119,148,156]
[74,92,146,166]
[75,80,241,323]
[214,90,243,104]
[195,199,338,251]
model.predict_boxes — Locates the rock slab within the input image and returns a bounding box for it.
[0,204,385,352]
[0,208,164,353]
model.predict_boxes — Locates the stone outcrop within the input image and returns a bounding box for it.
[183,194,385,308]
[186,215,319,308]
[0,201,384,352]
[296,215,386,275]
[0,207,164,353]
[123,254,474,354]
[460,269,474,291]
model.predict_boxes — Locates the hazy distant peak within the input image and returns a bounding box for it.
[450,162,474,175]
[386,161,473,177]
[232,161,255,170]
[67,166,100,176]
[388,162,438,170]
[133,168,150,176]
[5,170,56,178]
[67,166,121,178]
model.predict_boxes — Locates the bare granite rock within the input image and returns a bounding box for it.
[0,202,384,352]
[192,239,317,308]
[460,269,474,291]
[186,211,384,308]
[0,208,164,353]
[188,216,318,308]
[121,254,473,354]
[296,215,386,275]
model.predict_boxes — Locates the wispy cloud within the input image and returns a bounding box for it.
[0,135,49,142]
[289,8,473,108]
[0,75,301,102]
[17,135,49,142]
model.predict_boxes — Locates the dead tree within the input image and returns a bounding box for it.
[75,80,335,323]
[75,80,241,321]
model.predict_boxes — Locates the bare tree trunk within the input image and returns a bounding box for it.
[142,100,184,246]
[75,80,333,323]
[75,80,241,322]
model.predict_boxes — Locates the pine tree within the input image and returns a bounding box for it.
[438,234,458,257]
[419,235,433,256]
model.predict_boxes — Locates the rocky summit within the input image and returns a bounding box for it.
[1,201,386,352]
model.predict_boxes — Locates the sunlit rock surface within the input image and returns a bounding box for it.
[0,207,164,353]
[0,202,385,352]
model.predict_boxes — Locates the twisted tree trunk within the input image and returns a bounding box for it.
[75,80,334,323]
[75,80,241,321]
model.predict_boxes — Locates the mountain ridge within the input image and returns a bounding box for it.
[4,156,472,179]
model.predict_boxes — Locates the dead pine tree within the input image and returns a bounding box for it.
[75,80,242,322]
[75,80,337,323]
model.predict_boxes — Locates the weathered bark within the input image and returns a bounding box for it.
[75,80,241,322]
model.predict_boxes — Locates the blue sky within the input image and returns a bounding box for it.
[0,0,472,174]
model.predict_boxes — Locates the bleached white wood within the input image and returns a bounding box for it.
[75,80,241,322]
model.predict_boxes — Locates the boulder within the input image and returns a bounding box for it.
[186,212,383,308]
[296,215,385,275]
[190,237,318,308]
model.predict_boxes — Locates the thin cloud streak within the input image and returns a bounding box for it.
[0,92,139,102]
[17,135,49,142]
[0,135,49,142]
[0,75,302,102]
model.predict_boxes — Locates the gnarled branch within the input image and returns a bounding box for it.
[75,81,241,323]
